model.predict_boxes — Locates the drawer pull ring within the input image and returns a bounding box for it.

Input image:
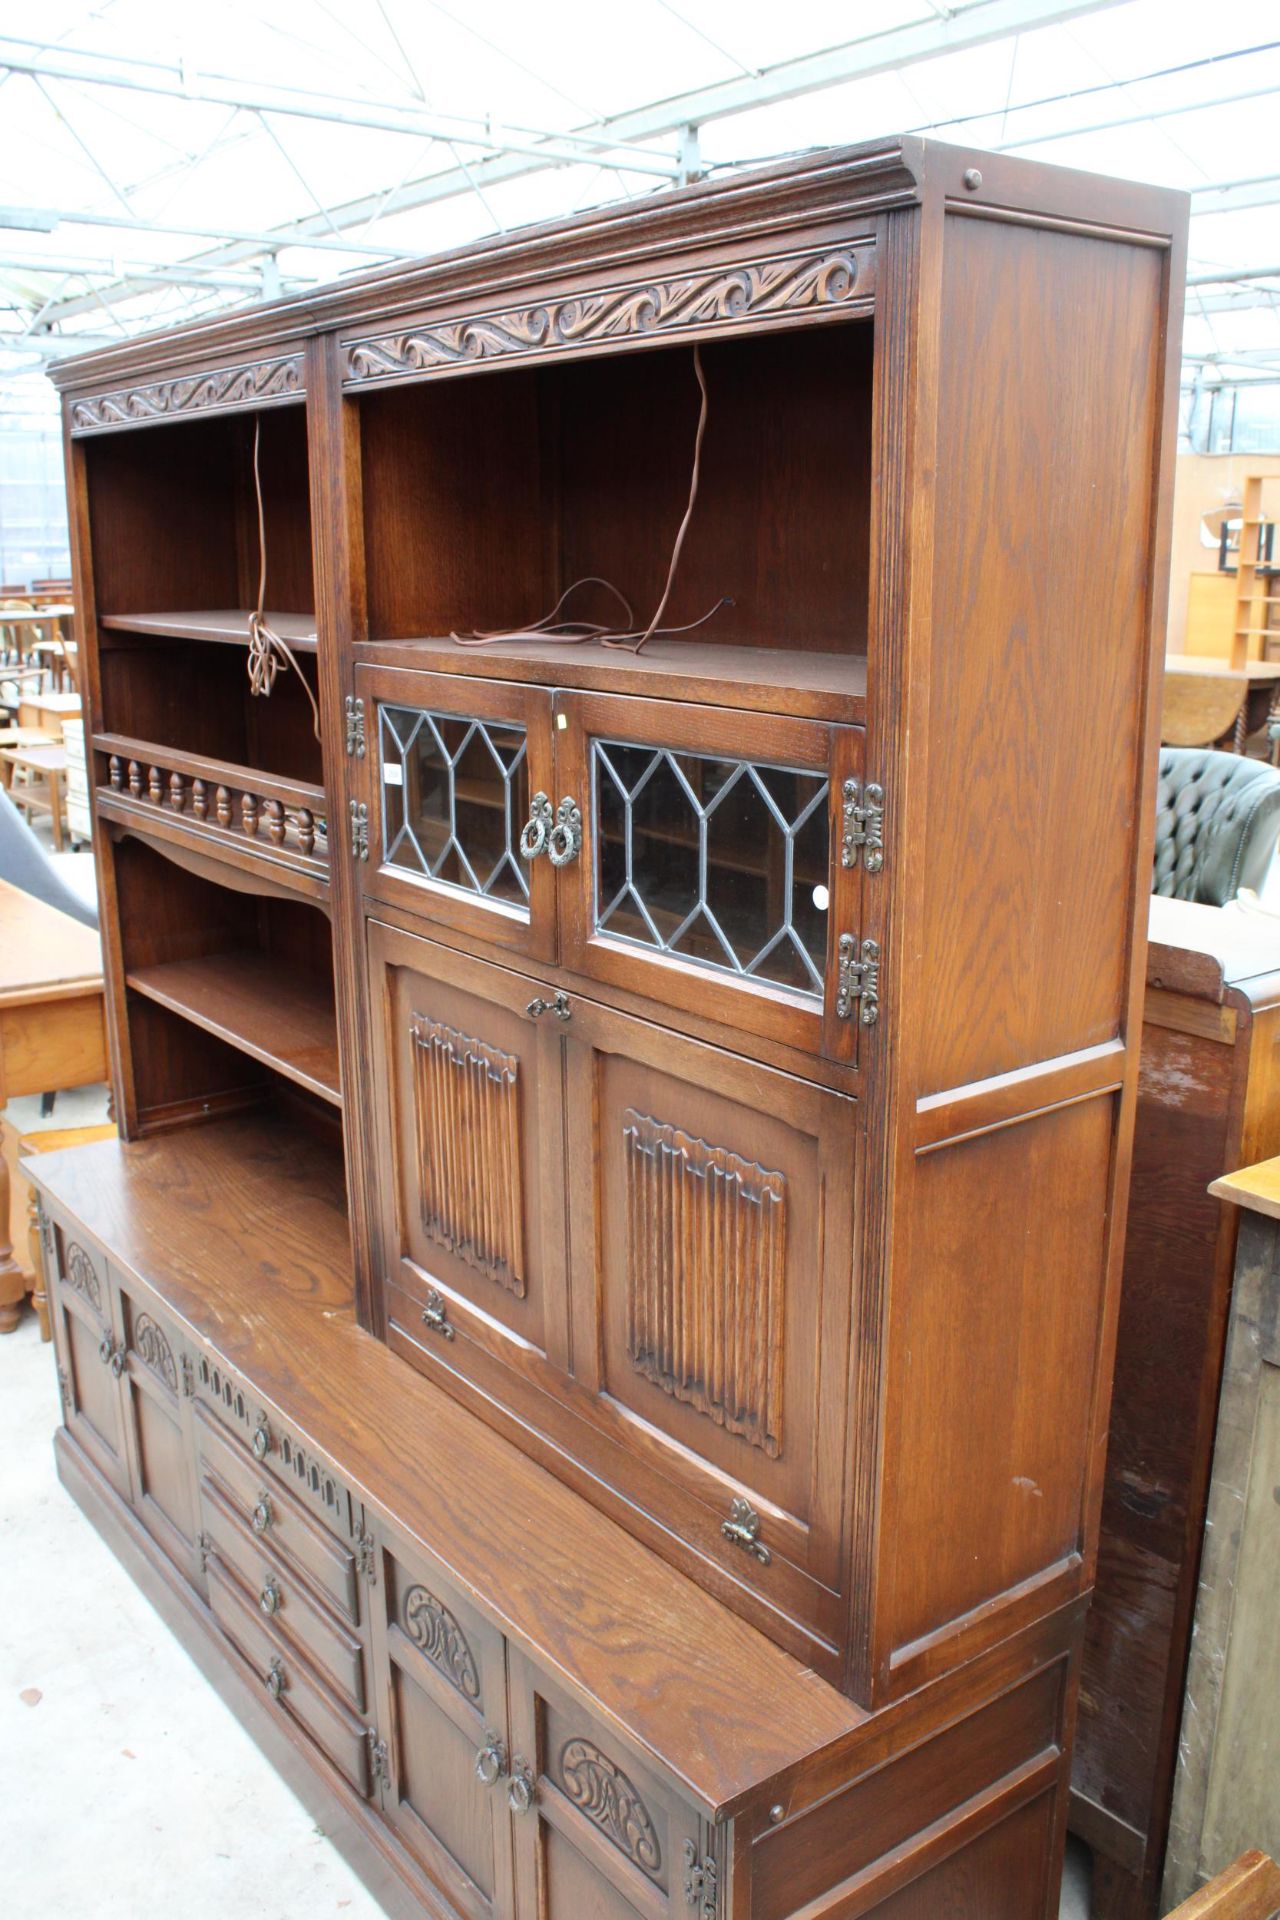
[520,791,553,860]
[421,1290,455,1341]
[259,1577,282,1617]
[251,1491,274,1535]
[507,1761,536,1815]
[548,797,583,867]
[475,1731,508,1787]
[265,1656,287,1701]
[526,991,571,1022]
[721,1496,772,1566]
[251,1418,272,1462]
[98,1334,126,1378]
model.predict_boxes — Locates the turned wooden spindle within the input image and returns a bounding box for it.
[148,765,163,805]
[169,771,185,811]
[191,778,207,820]
[265,798,285,846]
[296,808,315,856]
[242,792,259,837]
[215,785,232,828]
[128,761,143,798]
[108,755,122,789]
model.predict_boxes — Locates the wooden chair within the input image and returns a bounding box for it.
[1166,1851,1280,1918]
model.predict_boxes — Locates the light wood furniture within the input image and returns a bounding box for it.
[1184,572,1237,660]
[0,878,106,1332]
[29,138,1186,1918]
[1167,1852,1280,1920]
[1071,897,1280,1916]
[1161,664,1247,747]
[12,1123,116,1337]
[17,689,81,735]
[1,741,70,847]
[1231,477,1280,667]
[1158,1160,1280,1907]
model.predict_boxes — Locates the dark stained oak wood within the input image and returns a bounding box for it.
[99,610,318,649]
[126,950,341,1106]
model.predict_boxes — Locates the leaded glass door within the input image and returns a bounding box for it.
[555,692,865,1063]
[354,665,557,962]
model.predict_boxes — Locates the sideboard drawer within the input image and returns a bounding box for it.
[195,1404,358,1621]
[200,1478,365,1711]
[206,1558,370,1796]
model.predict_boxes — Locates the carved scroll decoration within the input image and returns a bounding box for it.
[63,1241,102,1310]
[344,245,869,385]
[410,1013,525,1296]
[133,1314,178,1393]
[623,1109,787,1459]
[70,354,304,432]
[402,1584,482,1703]
[558,1738,662,1876]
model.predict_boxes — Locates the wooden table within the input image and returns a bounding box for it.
[16,690,81,734]
[0,879,106,1333]
[1,741,70,847]
[1165,653,1280,745]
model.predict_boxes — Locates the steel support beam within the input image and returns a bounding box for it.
[1192,174,1280,218]
[0,203,415,256]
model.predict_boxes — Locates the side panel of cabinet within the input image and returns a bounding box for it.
[507,1646,713,1920]
[43,1210,132,1499]
[368,1526,516,1920]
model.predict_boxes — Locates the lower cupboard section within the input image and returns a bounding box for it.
[41,1199,1075,1920]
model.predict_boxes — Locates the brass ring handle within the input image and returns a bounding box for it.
[547,797,583,868]
[98,1333,113,1366]
[519,792,553,861]
[507,1763,536,1815]
[259,1577,282,1617]
[265,1656,286,1701]
[110,1346,126,1379]
[251,1419,272,1461]
[474,1731,507,1787]
[251,1491,274,1535]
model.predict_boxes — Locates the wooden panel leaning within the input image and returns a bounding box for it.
[41,135,1188,1918]
[1165,1852,1280,1920]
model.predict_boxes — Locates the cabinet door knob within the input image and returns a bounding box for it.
[251,1491,274,1535]
[507,1761,536,1815]
[526,991,571,1022]
[474,1731,507,1786]
[265,1656,286,1701]
[251,1418,272,1461]
[259,1576,282,1617]
[519,792,553,860]
[547,797,583,867]
[421,1290,455,1340]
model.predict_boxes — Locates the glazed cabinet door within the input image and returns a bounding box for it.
[506,1647,717,1920]
[555,691,868,1064]
[115,1283,201,1582]
[353,665,557,963]
[42,1205,131,1499]
[369,916,569,1379]
[369,1527,516,1920]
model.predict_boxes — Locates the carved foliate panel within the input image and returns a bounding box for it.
[133,1313,178,1394]
[344,243,873,385]
[402,1584,482,1704]
[623,1110,786,1458]
[63,1241,103,1311]
[410,1012,525,1296]
[557,1738,663,1879]
[69,353,304,432]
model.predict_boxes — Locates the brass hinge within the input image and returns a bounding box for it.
[55,1367,70,1419]
[366,1727,390,1787]
[349,799,369,861]
[355,1529,377,1583]
[841,778,884,873]
[836,934,881,1026]
[683,1841,719,1918]
[345,694,366,757]
[721,1496,770,1566]
[37,1200,55,1264]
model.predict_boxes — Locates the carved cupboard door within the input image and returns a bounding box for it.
[506,1647,716,1920]
[42,1206,132,1500]
[368,917,570,1382]
[115,1283,201,1582]
[562,997,857,1656]
[368,1527,516,1920]
[353,665,557,964]
[555,691,869,1065]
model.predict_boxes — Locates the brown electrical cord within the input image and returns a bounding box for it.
[451,344,728,654]
[246,417,322,741]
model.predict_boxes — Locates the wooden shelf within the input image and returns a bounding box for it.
[127,951,341,1106]
[99,610,318,651]
[362,635,867,723]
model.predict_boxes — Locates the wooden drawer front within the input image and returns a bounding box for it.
[195,1404,357,1620]
[508,1646,711,1920]
[556,691,867,1066]
[193,1353,353,1539]
[200,1479,365,1710]
[206,1558,371,1797]
[355,664,557,965]
[369,918,567,1376]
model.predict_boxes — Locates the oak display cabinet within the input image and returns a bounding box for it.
[32,138,1185,1919]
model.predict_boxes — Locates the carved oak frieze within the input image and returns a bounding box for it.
[623,1109,787,1458]
[558,1738,662,1876]
[69,354,304,433]
[343,244,873,385]
[403,1583,482,1703]
[133,1313,179,1393]
[63,1240,103,1311]
[411,1013,525,1295]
